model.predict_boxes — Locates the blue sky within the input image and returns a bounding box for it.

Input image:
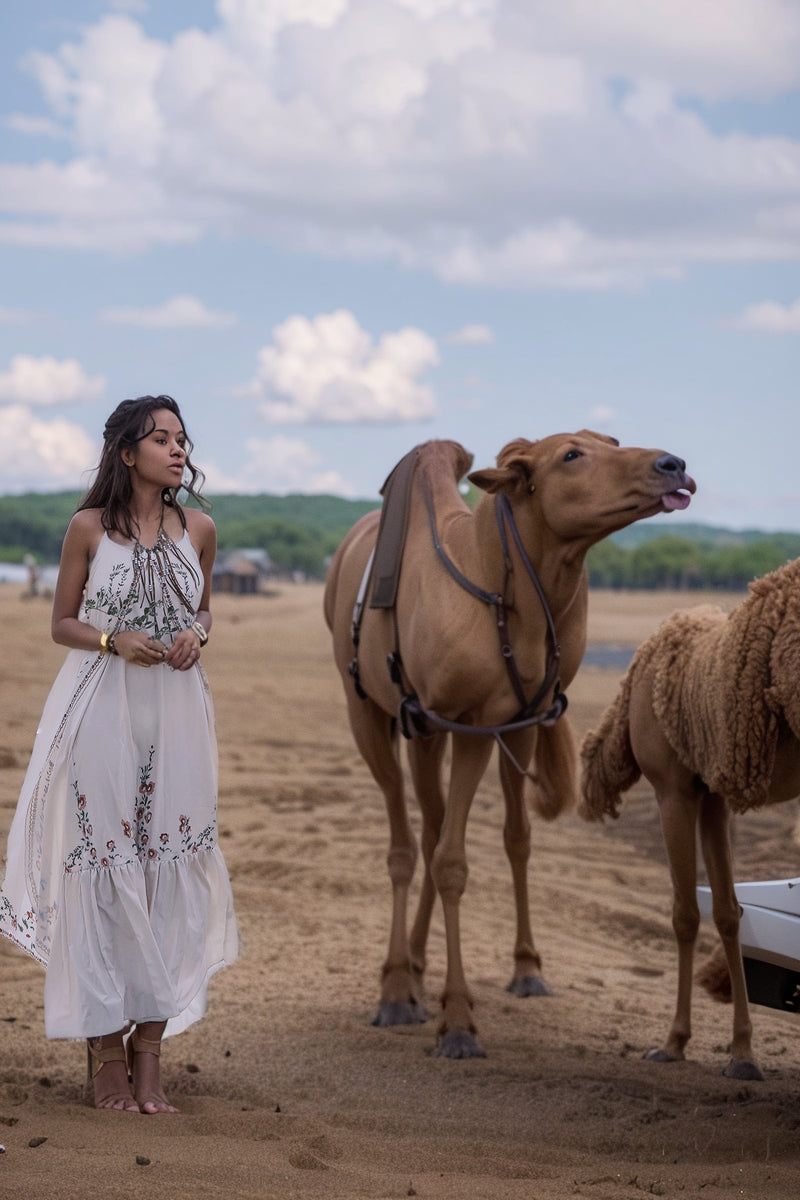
[1,0,799,531]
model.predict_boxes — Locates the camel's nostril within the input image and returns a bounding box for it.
[655,454,686,476]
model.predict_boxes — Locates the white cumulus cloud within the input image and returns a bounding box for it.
[203,434,357,496]
[2,2,800,287]
[243,310,439,424]
[0,405,99,491]
[99,294,237,328]
[0,355,106,407]
[733,298,800,332]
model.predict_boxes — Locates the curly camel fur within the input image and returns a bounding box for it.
[325,431,695,1058]
[580,555,800,1079]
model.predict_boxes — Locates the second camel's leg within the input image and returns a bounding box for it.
[698,792,763,1080]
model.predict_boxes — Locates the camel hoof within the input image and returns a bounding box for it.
[643,1047,680,1064]
[724,1059,764,1081]
[432,1030,486,1059]
[371,1001,428,1027]
[506,975,552,998]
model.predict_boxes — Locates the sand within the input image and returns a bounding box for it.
[0,581,798,1200]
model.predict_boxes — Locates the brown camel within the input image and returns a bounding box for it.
[324,431,695,1057]
[580,555,800,1079]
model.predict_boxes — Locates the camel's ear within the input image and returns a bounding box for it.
[468,466,509,494]
[468,457,533,495]
[468,438,536,495]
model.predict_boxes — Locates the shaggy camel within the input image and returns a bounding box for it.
[580,555,800,1079]
[324,431,695,1057]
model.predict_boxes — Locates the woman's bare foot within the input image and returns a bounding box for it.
[128,1021,179,1114]
[87,1032,139,1112]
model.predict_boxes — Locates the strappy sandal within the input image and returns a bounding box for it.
[86,1036,139,1112]
[126,1028,179,1114]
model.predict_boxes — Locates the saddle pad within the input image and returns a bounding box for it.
[370,446,420,609]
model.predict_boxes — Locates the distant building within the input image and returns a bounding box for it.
[212,548,274,595]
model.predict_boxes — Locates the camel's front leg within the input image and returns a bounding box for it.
[699,792,763,1080]
[406,733,447,995]
[498,732,551,997]
[430,733,494,1058]
[646,787,701,1064]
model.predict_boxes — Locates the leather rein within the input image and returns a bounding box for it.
[348,481,567,776]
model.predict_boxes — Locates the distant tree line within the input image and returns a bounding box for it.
[0,491,377,580]
[586,535,800,591]
[1,492,798,587]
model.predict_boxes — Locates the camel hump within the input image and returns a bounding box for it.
[371,440,473,610]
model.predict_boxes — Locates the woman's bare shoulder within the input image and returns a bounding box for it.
[60,508,105,563]
[67,506,102,527]
[183,506,217,559]
[183,507,216,537]
[64,507,104,543]
[183,505,214,527]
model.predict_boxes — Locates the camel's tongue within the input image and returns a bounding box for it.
[661,491,692,512]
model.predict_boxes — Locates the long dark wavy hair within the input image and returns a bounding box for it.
[77,395,209,539]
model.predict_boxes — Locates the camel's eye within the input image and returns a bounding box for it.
[563,449,582,462]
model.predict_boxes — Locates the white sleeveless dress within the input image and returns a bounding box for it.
[0,529,239,1039]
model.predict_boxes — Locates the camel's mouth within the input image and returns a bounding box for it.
[657,471,696,513]
[660,488,694,513]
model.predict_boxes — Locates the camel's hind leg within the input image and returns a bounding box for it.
[698,793,763,1080]
[346,693,425,1027]
[498,731,551,997]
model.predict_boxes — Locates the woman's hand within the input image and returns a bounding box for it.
[113,631,169,668]
[164,628,203,672]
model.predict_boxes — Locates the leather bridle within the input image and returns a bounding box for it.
[348,479,568,776]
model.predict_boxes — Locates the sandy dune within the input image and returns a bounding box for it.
[0,582,798,1199]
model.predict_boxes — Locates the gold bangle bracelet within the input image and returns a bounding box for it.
[99,632,110,655]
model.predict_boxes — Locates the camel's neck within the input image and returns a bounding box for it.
[468,494,589,620]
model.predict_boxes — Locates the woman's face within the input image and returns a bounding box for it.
[123,408,188,489]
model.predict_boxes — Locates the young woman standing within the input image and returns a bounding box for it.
[0,395,239,1113]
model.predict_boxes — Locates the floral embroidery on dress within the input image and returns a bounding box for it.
[64,773,133,873]
[0,895,35,943]
[178,812,215,857]
[134,744,157,859]
[128,746,215,861]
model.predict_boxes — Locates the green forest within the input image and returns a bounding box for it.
[0,490,798,589]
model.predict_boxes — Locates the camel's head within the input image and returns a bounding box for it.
[467,430,696,541]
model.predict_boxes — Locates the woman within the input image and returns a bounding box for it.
[0,395,239,1114]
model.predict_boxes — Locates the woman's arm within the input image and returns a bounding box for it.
[51,511,103,652]
[189,508,216,636]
